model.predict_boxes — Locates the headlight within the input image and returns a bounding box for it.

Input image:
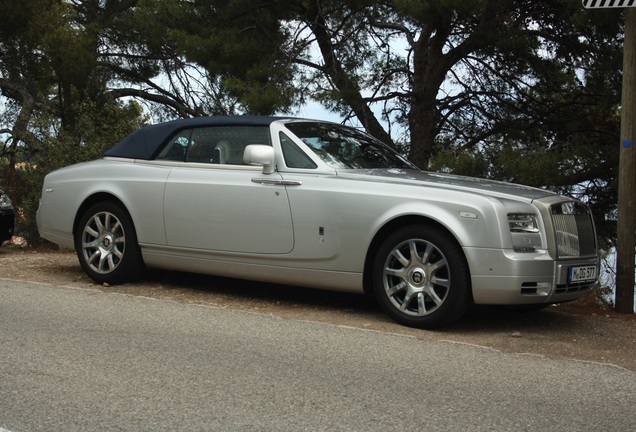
[0,193,13,210]
[508,213,543,252]
[508,214,539,233]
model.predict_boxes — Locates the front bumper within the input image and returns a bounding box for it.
[0,211,15,243]
[465,247,598,305]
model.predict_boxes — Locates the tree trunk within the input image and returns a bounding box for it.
[615,8,636,314]
[407,33,450,169]
[304,1,394,147]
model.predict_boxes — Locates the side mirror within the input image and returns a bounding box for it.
[243,145,276,174]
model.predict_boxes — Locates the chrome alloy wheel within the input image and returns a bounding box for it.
[382,238,451,317]
[81,211,126,275]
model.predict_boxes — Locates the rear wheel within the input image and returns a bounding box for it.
[372,225,471,329]
[75,201,142,284]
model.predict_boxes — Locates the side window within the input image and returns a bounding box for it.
[154,126,271,165]
[187,128,222,163]
[189,126,272,165]
[155,130,191,161]
[280,132,317,169]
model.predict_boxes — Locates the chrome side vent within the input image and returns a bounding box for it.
[550,202,596,258]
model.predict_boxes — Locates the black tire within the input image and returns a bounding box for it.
[372,225,471,329]
[74,201,143,284]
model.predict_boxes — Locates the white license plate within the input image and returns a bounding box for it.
[569,265,597,283]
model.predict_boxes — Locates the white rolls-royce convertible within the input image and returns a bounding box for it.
[37,116,599,328]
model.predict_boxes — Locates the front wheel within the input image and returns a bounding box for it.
[372,225,471,329]
[74,201,143,284]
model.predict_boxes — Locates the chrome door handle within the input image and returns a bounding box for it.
[251,178,303,186]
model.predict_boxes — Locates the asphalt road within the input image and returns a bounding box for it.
[1,279,635,432]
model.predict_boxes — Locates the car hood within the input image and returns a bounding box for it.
[336,169,556,202]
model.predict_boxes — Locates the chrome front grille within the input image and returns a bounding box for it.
[550,202,596,258]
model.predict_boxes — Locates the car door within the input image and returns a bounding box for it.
[162,126,294,254]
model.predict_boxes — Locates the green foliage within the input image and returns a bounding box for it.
[148,0,301,114]
[38,100,146,169]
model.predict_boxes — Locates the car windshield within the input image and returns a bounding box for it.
[285,122,417,170]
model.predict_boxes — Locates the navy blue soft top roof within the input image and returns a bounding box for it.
[104,116,289,160]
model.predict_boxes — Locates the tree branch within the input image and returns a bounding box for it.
[106,88,198,118]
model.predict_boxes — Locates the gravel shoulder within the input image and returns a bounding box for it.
[1,247,635,371]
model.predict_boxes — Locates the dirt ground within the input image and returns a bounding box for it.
[1,246,635,371]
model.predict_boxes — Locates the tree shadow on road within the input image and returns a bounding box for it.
[137,267,596,334]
